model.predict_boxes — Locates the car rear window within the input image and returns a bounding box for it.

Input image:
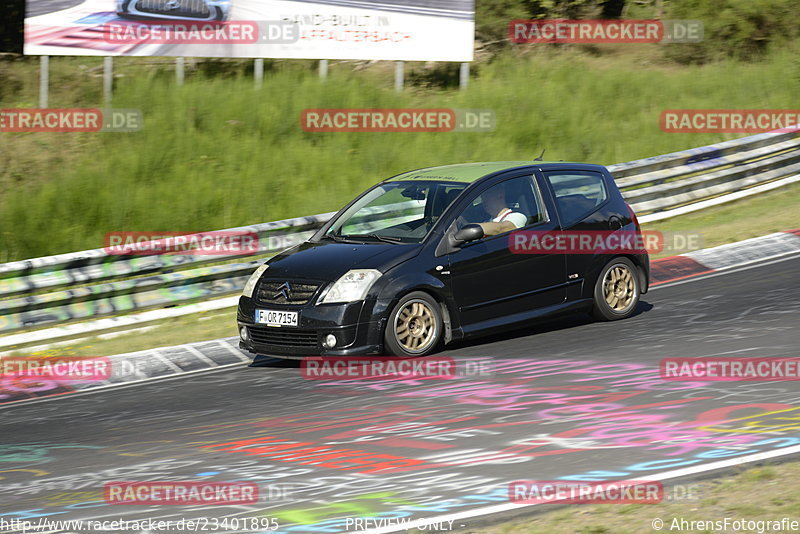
[544,171,608,228]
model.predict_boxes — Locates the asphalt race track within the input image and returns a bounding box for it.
[1,256,798,533]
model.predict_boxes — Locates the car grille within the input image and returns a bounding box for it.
[257,280,321,305]
[248,326,318,348]
[135,0,211,18]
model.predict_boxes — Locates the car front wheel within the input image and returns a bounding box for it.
[592,257,640,321]
[384,291,443,356]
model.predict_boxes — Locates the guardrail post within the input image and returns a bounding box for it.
[176,57,185,86]
[459,62,469,90]
[319,59,328,80]
[39,56,49,108]
[254,58,264,89]
[394,61,404,92]
[103,57,113,105]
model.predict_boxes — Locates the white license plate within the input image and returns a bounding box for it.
[255,309,298,327]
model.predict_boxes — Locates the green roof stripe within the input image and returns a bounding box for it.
[387,161,568,183]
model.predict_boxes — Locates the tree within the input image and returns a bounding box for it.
[0,0,24,54]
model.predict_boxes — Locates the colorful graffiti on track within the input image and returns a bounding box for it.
[1,357,800,532]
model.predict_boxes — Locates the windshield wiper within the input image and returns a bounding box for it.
[321,234,353,243]
[343,233,404,244]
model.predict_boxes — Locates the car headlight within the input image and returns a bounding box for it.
[242,264,269,298]
[319,269,382,304]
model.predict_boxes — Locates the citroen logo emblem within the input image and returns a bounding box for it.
[274,281,292,301]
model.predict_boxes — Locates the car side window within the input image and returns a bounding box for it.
[455,175,546,237]
[544,171,608,228]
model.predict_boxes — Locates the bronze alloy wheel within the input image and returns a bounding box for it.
[393,298,438,354]
[602,262,636,312]
[592,257,641,321]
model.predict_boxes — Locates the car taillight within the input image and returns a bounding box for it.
[626,203,641,229]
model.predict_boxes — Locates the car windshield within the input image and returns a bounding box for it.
[323,180,467,243]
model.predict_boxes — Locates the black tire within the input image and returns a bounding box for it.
[383,291,443,356]
[592,257,640,321]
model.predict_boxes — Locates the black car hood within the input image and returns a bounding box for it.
[264,241,419,281]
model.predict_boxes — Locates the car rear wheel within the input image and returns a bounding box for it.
[592,257,640,321]
[384,291,443,356]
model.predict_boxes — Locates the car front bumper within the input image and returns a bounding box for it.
[236,296,390,357]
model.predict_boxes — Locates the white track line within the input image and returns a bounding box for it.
[217,339,255,362]
[185,345,220,367]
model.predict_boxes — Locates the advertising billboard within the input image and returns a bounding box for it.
[24,0,474,61]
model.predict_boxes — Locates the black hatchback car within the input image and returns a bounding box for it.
[237,162,649,358]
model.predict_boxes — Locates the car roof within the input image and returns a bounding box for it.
[386,161,605,184]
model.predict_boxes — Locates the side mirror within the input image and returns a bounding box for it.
[453,224,484,244]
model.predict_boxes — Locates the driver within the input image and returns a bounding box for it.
[478,185,527,236]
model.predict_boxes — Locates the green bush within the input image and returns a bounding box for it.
[664,0,800,62]
[0,0,23,54]
[476,0,611,46]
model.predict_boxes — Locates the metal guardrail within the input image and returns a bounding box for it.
[0,215,333,334]
[610,128,800,212]
[1,128,798,336]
